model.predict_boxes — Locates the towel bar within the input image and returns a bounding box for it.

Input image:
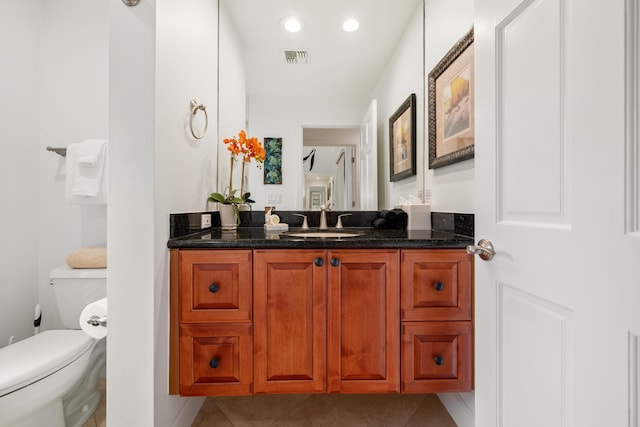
[46,146,67,157]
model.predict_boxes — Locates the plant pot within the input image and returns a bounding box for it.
[218,204,239,231]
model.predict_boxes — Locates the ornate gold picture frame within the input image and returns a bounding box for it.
[428,28,474,169]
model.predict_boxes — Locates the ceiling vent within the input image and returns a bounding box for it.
[283,50,309,64]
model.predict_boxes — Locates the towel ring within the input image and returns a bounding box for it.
[189,99,208,140]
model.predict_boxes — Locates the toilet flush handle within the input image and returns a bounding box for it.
[87,315,107,327]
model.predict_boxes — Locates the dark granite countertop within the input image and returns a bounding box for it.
[167,210,474,250]
[167,227,473,250]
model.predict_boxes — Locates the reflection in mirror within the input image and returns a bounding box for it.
[219,0,423,211]
[303,128,359,210]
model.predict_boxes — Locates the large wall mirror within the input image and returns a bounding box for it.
[218,0,424,211]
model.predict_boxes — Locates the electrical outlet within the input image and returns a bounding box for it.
[268,193,283,204]
[201,213,212,229]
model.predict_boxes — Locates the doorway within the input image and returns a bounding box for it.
[302,127,359,210]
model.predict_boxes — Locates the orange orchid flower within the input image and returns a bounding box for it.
[210,130,266,207]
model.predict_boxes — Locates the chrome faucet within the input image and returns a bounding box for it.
[335,213,352,229]
[319,205,328,230]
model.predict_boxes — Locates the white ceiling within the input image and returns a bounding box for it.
[222,0,422,98]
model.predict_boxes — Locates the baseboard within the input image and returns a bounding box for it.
[438,392,475,427]
[171,396,206,427]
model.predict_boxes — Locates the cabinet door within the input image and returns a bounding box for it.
[253,249,327,393]
[179,323,252,396]
[401,249,472,321]
[327,249,400,393]
[402,321,472,393]
[179,249,252,322]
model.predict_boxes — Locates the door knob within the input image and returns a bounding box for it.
[466,239,495,261]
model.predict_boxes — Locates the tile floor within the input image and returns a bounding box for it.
[84,380,456,427]
[191,394,457,427]
[81,377,106,427]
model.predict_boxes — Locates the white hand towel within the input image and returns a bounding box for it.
[77,139,106,166]
[66,140,108,204]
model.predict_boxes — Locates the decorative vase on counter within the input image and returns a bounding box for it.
[218,204,239,231]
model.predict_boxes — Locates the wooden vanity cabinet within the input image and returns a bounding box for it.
[400,249,473,393]
[171,249,253,396]
[170,246,473,397]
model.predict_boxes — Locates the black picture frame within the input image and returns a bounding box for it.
[389,93,417,182]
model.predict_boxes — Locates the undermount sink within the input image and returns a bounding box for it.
[286,231,361,238]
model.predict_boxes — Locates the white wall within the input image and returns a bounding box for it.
[247,95,368,210]
[0,1,42,347]
[108,0,219,425]
[372,1,425,209]
[107,0,156,423]
[424,0,475,214]
[38,0,108,330]
[0,0,108,348]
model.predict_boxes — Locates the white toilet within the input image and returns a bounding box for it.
[0,265,107,427]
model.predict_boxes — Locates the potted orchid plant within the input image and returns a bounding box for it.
[208,130,266,229]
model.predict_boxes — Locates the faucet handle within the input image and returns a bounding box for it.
[335,213,352,229]
[293,214,309,229]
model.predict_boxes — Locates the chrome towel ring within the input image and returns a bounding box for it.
[189,99,208,140]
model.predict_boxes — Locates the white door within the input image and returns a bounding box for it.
[474,0,640,426]
[335,149,348,210]
[360,99,378,210]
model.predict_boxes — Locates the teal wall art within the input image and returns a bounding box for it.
[263,137,282,184]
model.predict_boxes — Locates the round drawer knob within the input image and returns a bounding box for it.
[314,257,324,267]
[433,281,445,291]
[209,283,220,293]
[434,355,445,366]
[330,258,340,267]
[209,358,220,368]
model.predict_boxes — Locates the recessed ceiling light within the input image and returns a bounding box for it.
[342,18,359,32]
[283,17,303,33]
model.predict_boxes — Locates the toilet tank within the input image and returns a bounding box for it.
[50,265,107,329]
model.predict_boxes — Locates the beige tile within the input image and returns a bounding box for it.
[270,395,370,427]
[331,394,426,426]
[213,394,311,427]
[82,377,106,427]
[404,395,457,427]
[191,393,457,426]
[81,415,97,427]
[191,398,234,427]
[94,377,107,427]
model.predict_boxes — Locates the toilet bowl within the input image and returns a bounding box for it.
[0,330,96,427]
[0,265,106,427]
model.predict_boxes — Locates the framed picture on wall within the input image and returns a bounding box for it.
[310,191,322,209]
[428,27,475,169]
[263,137,282,184]
[389,93,417,182]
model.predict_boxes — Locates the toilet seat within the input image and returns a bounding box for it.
[0,330,94,397]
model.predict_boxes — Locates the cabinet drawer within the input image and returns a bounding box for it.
[401,322,472,393]
[179,323,252,396]
[179,250,252,322]
[401,249,472,321]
